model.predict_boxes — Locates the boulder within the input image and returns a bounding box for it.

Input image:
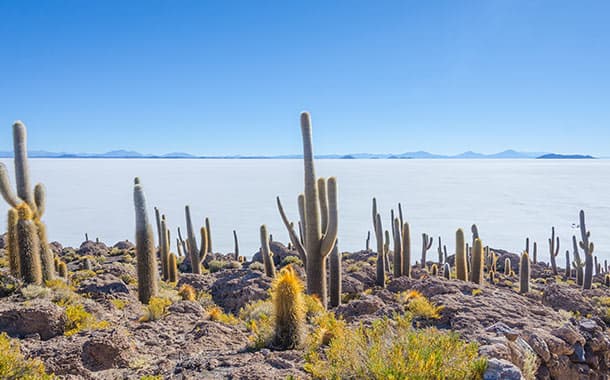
[0,299,66,340]
[81,329,134,371]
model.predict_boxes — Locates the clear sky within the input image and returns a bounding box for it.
[0,1,609,156]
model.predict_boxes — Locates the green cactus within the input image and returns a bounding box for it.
[548,227,560,275]
[519,251,530,294]
[271,266,305,349]
[443,262,451,279]
[579,210,594,290]
[565,250,570,278]
[470,238,484,285]
[384,229,391,273]
[16,204,42,285]
[134,179,159,304]
[437,237,447,265]
[392,218,402,277]
[160,216,170,281]
[58,261,68,279]
[420,233,433,269]
[605,274,610,287]
[504,258,511,276]
[12,122,36,211]
[401,222,411,278]
[259,225,276,277]
[455,229,468,281]
[275,113,338,309]
[168,253,178,283]
[329,241,341,308]
[6,208,20,277]
[374,212,385,287]
[572,235,584,286]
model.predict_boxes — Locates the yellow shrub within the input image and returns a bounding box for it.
[398,290,443,319]
[306,312,347,349]
[207,306,239,325]
[178,284,196,301]
[240,300,274,349]
[472,289,483,296]
[64,304,110,336]
[139,297,172,322]
[305,315,487,379]
[110,299,128,310]
[0,333,55,379]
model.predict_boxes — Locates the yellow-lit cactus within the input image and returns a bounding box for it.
[271,265,305,349]
[6,208,20,277]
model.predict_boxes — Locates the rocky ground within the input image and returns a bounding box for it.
[0,236,610,379]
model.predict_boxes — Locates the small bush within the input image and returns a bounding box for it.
[139,297,172,322]
[21,285,51,300]
[240,300,274,349]
[0,333,55,379]
[249,262,265,272]
[225,261,242,270]
[207,260,225,273]
[472,289,483,296]
[178,284,197,301]
[207,306,239,325]
[398,290,443,319]
[63,303,110,336]
[110,299,128,310]
[305,315,487,379]
[280,256,303,267]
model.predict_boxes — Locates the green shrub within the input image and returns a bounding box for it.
[305,315,487,379]
[280,256,303,267]
[0,333,55,379]
[63,303,110,336]
[139,297,172,322]
[249,262,265,272]
[207,260,225,273]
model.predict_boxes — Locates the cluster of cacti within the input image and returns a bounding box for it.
[271,265,305,349]
[259,225,276,277]
[133,178,159,304]
[0,121,56,285]
[525,238,538,264]
[276,112,338,309]
[548,227,560,275]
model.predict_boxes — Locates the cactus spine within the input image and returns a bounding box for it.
[519,251,530,294]
[470,238,484,285]
[260,225,276,277]
[420,233,433,268]
[455,229,468,281]
[271,266,305,350]
[579,210,594,290]
[329,242,341,308]
[134,179,158,304]
[401,222,411,278]
[548,227,560,275]
[275,113,338,308]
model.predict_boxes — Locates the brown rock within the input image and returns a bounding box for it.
[0,299,66,340]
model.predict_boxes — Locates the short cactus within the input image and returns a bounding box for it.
[134,179,159,304]
[430,264,438,276]
[205,217,212,254]
[443,262,451,279]
[271,266,305,350]
[504,258,511,276]
[519,251,530,294]
[168,253,179,283]
[36,220,55,282]
[58,261,68,279]
[259,225,276,277]
[548,227,560,275]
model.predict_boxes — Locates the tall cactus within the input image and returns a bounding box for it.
[329,241,341,308]
[565,250,570,278]
[275,113,338,308]
[471,224,480,247]
[365,231,371,251]
[134,179,158,304]
[519,251,530,294]
[455,229,468,281]
[233,230,239,260]
[548,227,560,275]
[579,210,594,290]
[184,206,208,274]
[260,225,276,277]
[401,222,411,278]
[420,233,433,268]
[16,204,42,285]
[572,235,584,286]
[160,216,170,281]
[384,230,391,273]
[392,218,402,277]
[470,238,484,285]
[374,213,385,287]
[205,217,212,254]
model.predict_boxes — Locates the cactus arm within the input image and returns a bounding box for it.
[276,196,307,267]
[12,121,35,211]
[260,225,276,277]
[297,194,307,248]
[317,178,328,233]
[0,163,19,207]
[320,177,338,258]
[199,227,208,263]
[33,183,46,218]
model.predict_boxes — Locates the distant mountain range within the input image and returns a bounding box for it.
[0,149,597,159]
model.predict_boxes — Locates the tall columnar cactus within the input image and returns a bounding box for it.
[259,225,276,277]
[443,262,451,280]
[160,216,170,281]
[271,265,305,350]
[420,233,433,269]
[384,230,391,273]
[168,253,179,283]
[392,218,402,277]
[275,113,338,308]
[184,206,208,274]
[6,208,20,277]
[0,121,53,285]
[134,179,158,304]
[579,210,594,290]
[365,231,371,251]
[565,250,571,278]
[401,222,411,278]
[329,241,341,308]
[437,237,447,265]
[233,230,239,260]
[455,229,468,281]
[471,224,480,247]
[16,204,42,285]
[519,251,530,294]
[374,213,385,287]
[470,238,484,285]
[504,258,511,275]
[205,217,212,254]
[548,227,560,275]
[572,235,584,286]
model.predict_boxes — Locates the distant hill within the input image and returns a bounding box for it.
[537,154,595,159]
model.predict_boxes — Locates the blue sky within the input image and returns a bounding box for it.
[0,1,608,156]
